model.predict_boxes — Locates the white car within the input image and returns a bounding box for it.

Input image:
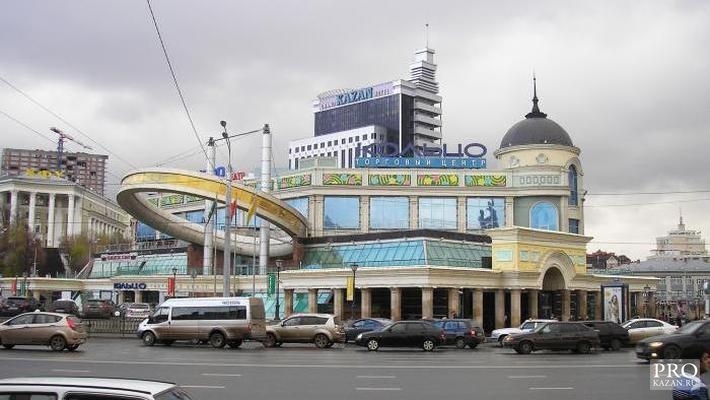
[0,377,192,399]
[622,318,678,343]
[490,319,557,345]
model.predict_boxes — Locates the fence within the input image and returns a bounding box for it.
[82,317,143,337]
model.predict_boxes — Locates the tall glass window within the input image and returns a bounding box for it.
[370,197,409,229]
[466,198,504,230]
[530,201,559,231]
[568,165,578,206]
[569,218,580,234]
[285,197,309,219]
[324,196,360,230]
[418,198,457,230]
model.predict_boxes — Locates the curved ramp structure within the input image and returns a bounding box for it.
[117,168,308,257]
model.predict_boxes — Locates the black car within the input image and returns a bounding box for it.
[345,318,391,342]
[0,297,42,316]
[354,320,445,352]
[46,300,80,316]
[636,319,710,360]
[503,321,601,354]
[426,319,485,349]
[582,320,629,351]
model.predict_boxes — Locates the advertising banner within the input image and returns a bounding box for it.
[346,276,354,301]
[602,284,627,323]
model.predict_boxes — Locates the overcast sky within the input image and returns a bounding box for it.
[1,0,709,261]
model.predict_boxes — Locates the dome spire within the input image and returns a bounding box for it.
[526,73,547,119]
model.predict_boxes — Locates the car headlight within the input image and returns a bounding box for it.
[648,342,665,348]
[504,336,513,342]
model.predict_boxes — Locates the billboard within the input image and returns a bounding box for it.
[602,284,628,323]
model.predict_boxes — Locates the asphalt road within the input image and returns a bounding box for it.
[0,338,667,400]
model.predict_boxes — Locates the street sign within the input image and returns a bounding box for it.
[267,273,276,296]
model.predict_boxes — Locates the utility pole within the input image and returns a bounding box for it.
[203,137,216,276]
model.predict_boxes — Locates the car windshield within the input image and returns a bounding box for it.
[677,320,703,334]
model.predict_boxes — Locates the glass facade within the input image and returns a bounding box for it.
[466,198,505,230]
[569,165,578,206]
[285,197,309,219]
[324,196,360,230]
[530,201,559,231]
[314,95,400,137]
[370,196,409,230]
[418,198,457,230]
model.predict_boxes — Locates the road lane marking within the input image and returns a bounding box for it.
[530,387,574,390]
[51,369,90,373]
[202,373,242,377]
[357,376,396,379]
[356,388,402,391]
[508,375,547,379]
[181,385,225,389]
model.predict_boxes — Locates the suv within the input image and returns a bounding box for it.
[491,318,557,345]
[582,320,629,351]
[0,377,192,399]
[82,299,117,319]
[264,313,345,348]
[636,319,710,360]
[46,299,80,315]
[503,321,600,354]
[0,296,42,316]
[425,319,485,349]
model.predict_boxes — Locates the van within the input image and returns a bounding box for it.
[137,297,266,348]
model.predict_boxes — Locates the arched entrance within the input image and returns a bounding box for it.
[540,266,566,319]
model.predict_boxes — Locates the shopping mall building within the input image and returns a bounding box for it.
[0,48,657,331]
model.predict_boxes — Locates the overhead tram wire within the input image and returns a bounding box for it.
[0,75,138,171]
[145,0,211,171]
[0,108,56,145]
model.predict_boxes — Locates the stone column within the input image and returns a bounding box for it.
[457,197,466,233]
[32,289,41,301]
[473,289,483,323]
[594,291,602,320]
[360,196,369,233]
[510,289,521,327]
[505,196,514,227]
[9,190,18,224]
[360,288,372,318]
[118,291,125,305]
[135,290,143,303]
[28,192,37,231]
[308,288,318,313]
[390,287,402,321]
[422,287,434,319]
[284,289,294,317]
[528,289,539,319]
[495,289,505,329]
[448,288,460,318]
[562,289,571,321]
[577,290,588,320]
[67,193,75,236]
[48,193,56,247]
[333,288,344,320]
[74,196,83,235]
[410,196,419,230]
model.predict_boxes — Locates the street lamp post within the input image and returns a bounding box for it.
[221,120,233,298]
[350,264,358,320]
[642,285,651,318]
[191,269,198,298]
[274,260,282,321]
[172,267,177,298]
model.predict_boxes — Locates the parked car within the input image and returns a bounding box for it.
[581,320,630,351]
[355,320,446,352]
[345,318,391,342]
[491,318,557,345]
[622,318,678,343]
[425,318,485,349]
[82,299,116,319]
[636,319,710,360]
[0,296,42,316]
[503,321,600,354]
[0,377,192,399]
[46,299,80,315]
[264,313,345,348]
[120,302,152,319]
[0,311,87,351]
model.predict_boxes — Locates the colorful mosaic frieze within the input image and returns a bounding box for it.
[148,197,159,206]
[368,174,411,186]
[279,174,312,189]
[184,195,202,204]
[323,173,362,186]
[465,175,507,187]
[417,174,459,186]
[161,194,184,206]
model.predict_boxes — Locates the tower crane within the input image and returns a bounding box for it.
[50,127,92,171]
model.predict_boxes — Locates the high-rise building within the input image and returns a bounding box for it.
[0,148,108,196]
[649,216,708,259]
[289,47,442,169]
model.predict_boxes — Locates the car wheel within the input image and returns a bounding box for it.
[422,338,436,352]
[576,341,591,354]
[2,344,15,350]
[366,338,379,351]
[142,331,156,346]
[518,341,533,354]
[663,345,681,359]
[228,339,243,348]
[455,337,467,349]
[610,338,622,351]
[497,335,507,347]
[209,332,226,348]
[49,335,67,352]
[263,333,277,348]
[314,333,330,349]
